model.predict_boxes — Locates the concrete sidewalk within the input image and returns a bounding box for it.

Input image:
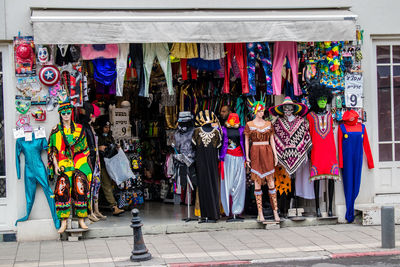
[0,224,399,267]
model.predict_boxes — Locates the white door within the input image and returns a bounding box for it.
[373,40,400,194]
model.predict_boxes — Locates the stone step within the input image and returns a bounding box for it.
[374,194,400,204]
[354,203,400,226]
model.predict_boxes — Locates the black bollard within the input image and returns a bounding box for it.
[130,209,152,262]
[381,206,395,248]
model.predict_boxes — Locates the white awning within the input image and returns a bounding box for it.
[31,9,357,44]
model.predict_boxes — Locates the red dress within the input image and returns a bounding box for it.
[307,111,340,181]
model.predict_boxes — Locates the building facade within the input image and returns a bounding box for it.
[0,0,399,240]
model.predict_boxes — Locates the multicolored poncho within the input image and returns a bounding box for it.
[273,116,312,175]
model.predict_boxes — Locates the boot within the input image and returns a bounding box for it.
[78,218,89,229]
[112,205,125,216]
[94,201,107,220]
[269,188,280,222]
[57,219,67,234]
[254,190,265,222]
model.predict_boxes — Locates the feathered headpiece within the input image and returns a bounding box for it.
[247,93,266,115]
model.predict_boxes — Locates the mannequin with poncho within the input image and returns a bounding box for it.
[244,96,280,222]
[269,97,312,218]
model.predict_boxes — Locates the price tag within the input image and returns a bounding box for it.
[24,131,33,141]
[13,128,25,139]
[345,92,363,108]
[34,127,46,139]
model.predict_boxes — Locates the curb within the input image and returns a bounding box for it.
[169,260,250,267]
[330,250,400,258]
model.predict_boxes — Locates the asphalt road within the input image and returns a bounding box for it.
[249,255,400,267]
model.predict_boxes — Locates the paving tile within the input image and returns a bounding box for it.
[14,261,39,267]
[160,253,186,259]
[0,260,14,267]
[65,264,90,267]
[89,263,115,267]
[38,260,64,266]
[187,256,213,263]
[183,252,208,258]
[210,255,238,261]
[64,259,89,265]
[164,257,189,264]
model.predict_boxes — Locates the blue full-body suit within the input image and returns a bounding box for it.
[15,135,60,229]
[340,124,364,223]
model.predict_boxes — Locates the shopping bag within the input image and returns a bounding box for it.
[104,148,135,185]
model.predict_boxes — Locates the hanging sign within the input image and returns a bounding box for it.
[345,73,363,108]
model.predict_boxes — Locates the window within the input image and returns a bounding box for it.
[377,44,400,162]
[0,51,5,198]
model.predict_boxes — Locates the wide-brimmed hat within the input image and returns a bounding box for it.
[269,96,308,117]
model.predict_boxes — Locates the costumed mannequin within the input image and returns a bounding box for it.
[219,113,246,221]
[77,102,106,222]
[15,135,60,229]
[269,97,311,217]
[338,110,374,222]
[192,110,222,223]
[245,97,280,222]
[307,84,340,217]
[173,111,196,207]
[48,100,92,233]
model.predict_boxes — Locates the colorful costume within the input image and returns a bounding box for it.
[307,111,340,181]
[338,110,374,222]
[16,136,60,228]
[246,42,273,95]
[48,122,92,218]
[219,114,246,216]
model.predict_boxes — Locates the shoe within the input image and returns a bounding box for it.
[316,208,322,217]
[112,206,125,216]
[88,213,99,222]
[328,210,333,217]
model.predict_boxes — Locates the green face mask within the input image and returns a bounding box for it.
[317,97,328,109]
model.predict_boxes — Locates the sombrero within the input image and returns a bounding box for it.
[268,96,308,117]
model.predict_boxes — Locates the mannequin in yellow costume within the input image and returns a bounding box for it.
[48,101,92,233]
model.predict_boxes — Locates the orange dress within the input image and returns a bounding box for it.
[244,121,275,185]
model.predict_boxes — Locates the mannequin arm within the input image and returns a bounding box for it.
[245,134,250,167]
[363,129,374,169]
[270,133,278,166]
[338,126,344,168]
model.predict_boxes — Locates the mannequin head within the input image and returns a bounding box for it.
[225,113,240,128]
[255,109,265,119]
[60,108,72,125]
[283,104,294,117]
[309,84,332,113]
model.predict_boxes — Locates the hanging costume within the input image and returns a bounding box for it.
[338,110,374,222]
[272,41,301,96]
[143,43,173,98]
[15,136,60,228]
[199,43,225,60]
[129,44,145,97]
[192,111,222,221]
[224,43,249,94]
[48,107,93,219]
[246,42,273,95]
[307,111,340,181]
[219,113,246,216]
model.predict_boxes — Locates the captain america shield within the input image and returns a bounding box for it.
[39,65,60,86]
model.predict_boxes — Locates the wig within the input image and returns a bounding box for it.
[308,83,333,112]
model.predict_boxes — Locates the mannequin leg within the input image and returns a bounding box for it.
[314,180,321,217]
[328,180,335,217]
[37,174,60,229]
[266,175,280,222]
[94,200,107,220]
[58,219,67,234]
[15,176,36,225]
[254,180,264,222]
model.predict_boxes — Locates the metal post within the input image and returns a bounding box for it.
[381,206,395,249]
[130,209,152,262]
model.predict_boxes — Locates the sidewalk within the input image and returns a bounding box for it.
[0,224,399,267]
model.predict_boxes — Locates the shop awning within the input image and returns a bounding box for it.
[31,9,357,44]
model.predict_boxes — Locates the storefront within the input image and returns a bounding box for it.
[0,0,399,241]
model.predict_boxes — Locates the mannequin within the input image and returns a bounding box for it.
[15,135,60,229]
[192,110,221,223]
[48,100,92,233]
[338,110,374,222]
[245,97,280,222]
[77,102,106,222]
[307,84,340,217]
[173,111,196,207]
[219,113,246,221]
[269,96,311,217]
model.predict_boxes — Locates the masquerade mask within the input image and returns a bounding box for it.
[37,46,49,64]
[58,44,69,57]
[60,109,72,116]
[16,114,30,128]
[317,97,328,109]
[15,97,31,114]
[283,104,294,116]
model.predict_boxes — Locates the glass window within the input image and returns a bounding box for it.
[377,44,400,162]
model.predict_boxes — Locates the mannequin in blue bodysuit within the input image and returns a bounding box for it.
[15,135,60,229]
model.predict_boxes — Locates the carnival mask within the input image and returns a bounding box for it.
[15,98,31,114]
[283,104,294,117]
[317,97,328,109]
[37,46,49,64]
